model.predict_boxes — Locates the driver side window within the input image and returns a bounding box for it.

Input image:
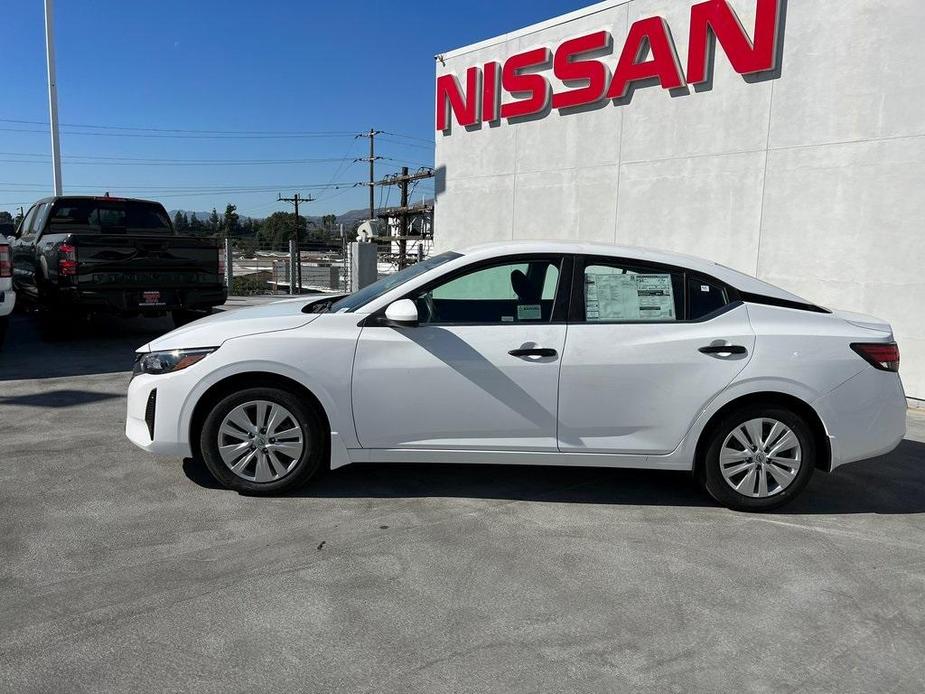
[415,258,561,325]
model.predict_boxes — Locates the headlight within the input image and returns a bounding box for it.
[132,348,217,377]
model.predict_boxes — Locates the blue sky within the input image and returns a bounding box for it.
[1,0,586,219]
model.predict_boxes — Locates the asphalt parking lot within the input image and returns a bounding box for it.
[1,308,924,693]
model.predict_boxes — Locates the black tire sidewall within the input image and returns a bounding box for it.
[703,406,815,512]
[199,387,325,495]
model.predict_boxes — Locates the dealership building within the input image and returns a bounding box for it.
[433,0,925,402]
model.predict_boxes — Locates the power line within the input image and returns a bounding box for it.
[0,118,357,137]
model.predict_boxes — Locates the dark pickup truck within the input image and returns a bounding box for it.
[10,196,226,327]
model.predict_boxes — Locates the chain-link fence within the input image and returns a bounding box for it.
[223,237,434,297]
[226,240,346,296]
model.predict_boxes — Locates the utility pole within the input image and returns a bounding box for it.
[44,0,63,195]
[399,167,409,268]
[277,193,315,294]
[355,129,383,221]
[371,167,436,269]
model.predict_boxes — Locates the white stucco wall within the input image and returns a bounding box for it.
[434,0,925,400]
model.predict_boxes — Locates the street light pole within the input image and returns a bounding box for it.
[44,0,63,195]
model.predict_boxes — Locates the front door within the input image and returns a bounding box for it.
[557,256,756,455]
[352,255,568,451]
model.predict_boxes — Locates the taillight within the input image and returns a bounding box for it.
[851,342,900,372]
[217,247,225,276]
[58,243,78,277]
[0,245,10,278]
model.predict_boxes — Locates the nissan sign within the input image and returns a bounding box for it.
[437,0,782,132]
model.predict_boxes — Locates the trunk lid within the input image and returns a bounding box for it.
[832,308,893,336]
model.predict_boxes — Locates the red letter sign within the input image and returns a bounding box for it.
[608,17,685,100]
[482,61,501,123]
[552,31,613,110]
[687,0,780,84]
[436,67,481,132]
[501,47,553,120]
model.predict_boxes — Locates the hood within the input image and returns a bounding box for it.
[832,309,893,335]
[137,297,331,353]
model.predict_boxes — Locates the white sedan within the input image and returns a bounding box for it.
[126,242,907,511]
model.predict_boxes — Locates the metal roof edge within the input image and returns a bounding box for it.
[438,0,632,63]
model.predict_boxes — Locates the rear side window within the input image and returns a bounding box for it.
[47,200,173,235]
[687,277,729,320]
[582,262,683,322]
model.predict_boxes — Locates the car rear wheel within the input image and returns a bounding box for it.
[702,405,815,512]
[200,387,326,494]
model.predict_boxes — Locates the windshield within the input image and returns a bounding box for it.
[330,251,462,313]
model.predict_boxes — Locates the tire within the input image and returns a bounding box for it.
[199,387,326,495]
[172,309,211,328]
[701,405,815,512]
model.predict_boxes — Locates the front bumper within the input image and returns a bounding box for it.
[814,367,907,470]
[125,372,194,457]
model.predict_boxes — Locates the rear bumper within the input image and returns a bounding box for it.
[814,367,907,470]
[47,286,227,314]
[0,287,14,317]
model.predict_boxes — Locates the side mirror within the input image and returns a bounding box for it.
[383,299,419,327]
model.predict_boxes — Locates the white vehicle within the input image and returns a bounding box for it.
[126,242,907,511]
[0,238,15,348]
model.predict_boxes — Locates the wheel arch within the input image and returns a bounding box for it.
[693,391,833,478]
[188,371,332,464]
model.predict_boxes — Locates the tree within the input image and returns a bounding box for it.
[208,208,221,235]
[189,212,204,234]
[223,204,240,238]
[0,211,12,225]
[173,211,189,232]
[320,214,337,232]
[257,212,306,250]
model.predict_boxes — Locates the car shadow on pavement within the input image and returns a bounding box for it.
[0,313,173,381]
[182,439,925,514]
[0,389,121,408]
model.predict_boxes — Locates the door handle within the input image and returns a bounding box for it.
[509,348,558,358]
[699,344,747,355]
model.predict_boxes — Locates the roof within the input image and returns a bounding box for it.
[454,240,810,304]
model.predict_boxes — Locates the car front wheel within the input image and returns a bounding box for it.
[702,405,815,512]
[200,387,326,494]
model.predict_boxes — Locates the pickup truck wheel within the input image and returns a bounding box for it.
[199,387,326,495]
[171,309,211,328]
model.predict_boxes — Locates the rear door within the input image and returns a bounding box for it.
[557,256,755,455]
[10,202,49,299]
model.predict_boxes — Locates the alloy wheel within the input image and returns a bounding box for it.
[217,400,305,483]
[719,418,803,498]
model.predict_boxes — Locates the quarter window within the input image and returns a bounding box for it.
[582,263,683,322]
[416,259,561,324]
[687,277,729,320]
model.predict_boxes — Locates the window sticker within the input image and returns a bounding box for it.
[586,272,675,321]
[517,304,542,321]
[502,316,515,322]
[701,285,710,293]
